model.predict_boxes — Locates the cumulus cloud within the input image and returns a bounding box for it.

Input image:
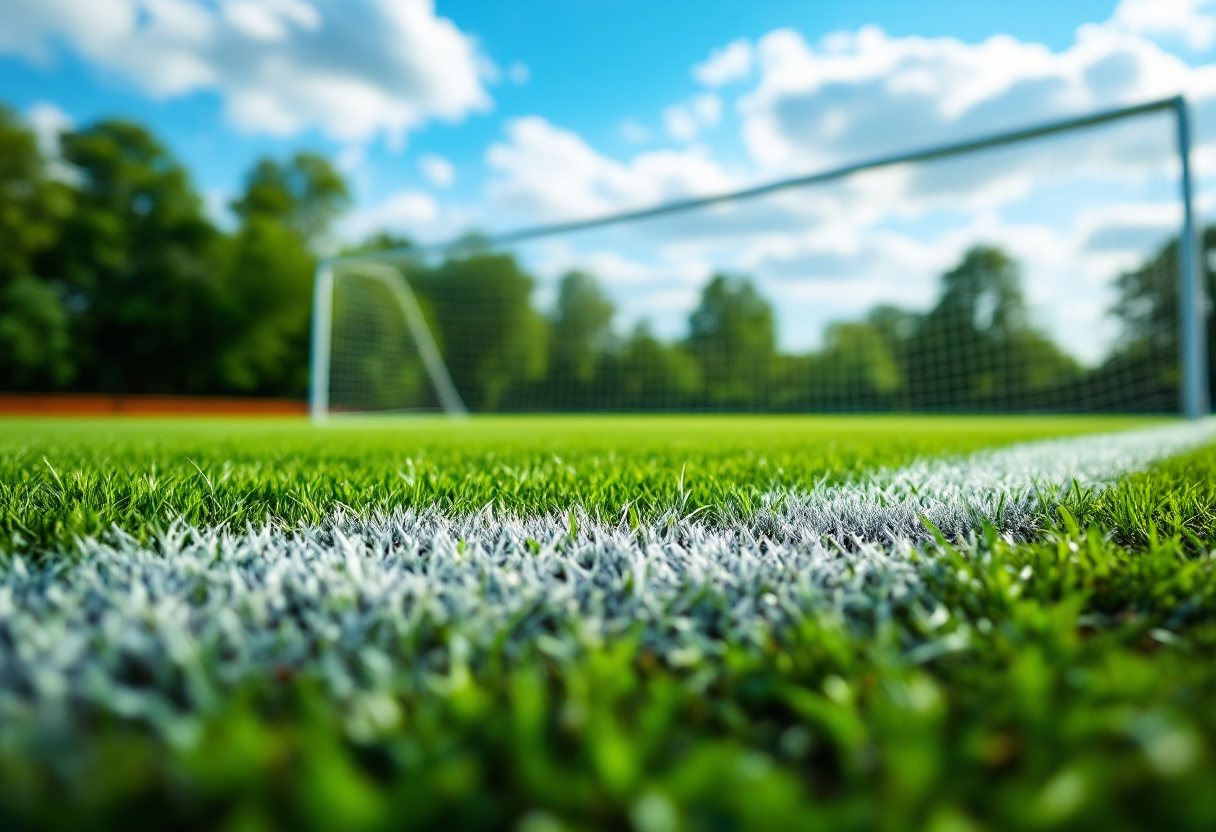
[663,106,699,142]
[1078,201,1182,253]
[203,188,237,230]
[25,101,74,159]
[419,153,456,187]
[694,38,753,86]
[466,2,1216,365]
[736,22,1214,173]
[0,0,492,144]
[663,93,723,142]
[1110,0,1216,51]
[525,241,710,336]
[222,0,321,41]
[338,190,445,243]
[24,101,83,184]
[485,115,736,223]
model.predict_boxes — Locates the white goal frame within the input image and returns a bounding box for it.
[310,261,467,419]
[311,96,1208,421]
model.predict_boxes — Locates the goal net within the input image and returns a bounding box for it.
[312,98,1208,418]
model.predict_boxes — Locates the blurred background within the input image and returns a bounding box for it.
[2,0,1215,413]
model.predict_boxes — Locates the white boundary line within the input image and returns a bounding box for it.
[1,421,1212,731]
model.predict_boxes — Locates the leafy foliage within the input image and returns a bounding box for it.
[0,105,343,399]
[413,252,549,411]
[230,152,350,247]
[0,275,73,388]
[0,106,75,390]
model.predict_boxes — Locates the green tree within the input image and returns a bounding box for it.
[213,217,316,395]
[812,321,903,409]
[344,232,414,258]
[230,153,349,247]
[1101,231,1216,412]
[687,274,776,407]
[0,106,73,279]
[546,271,615,408]
[617,322,702,410]
[0,276,73,388]
[47,120,220,393]
[906,246,1068,409]
[212,153,350,396]
[0,106,74,389]
[414,253,547,411]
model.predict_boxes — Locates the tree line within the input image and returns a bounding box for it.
[339,244,1174,413]
[0,102,1202,412]
[0,106,345,397]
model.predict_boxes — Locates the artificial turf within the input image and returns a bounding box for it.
[2,414,1214,832]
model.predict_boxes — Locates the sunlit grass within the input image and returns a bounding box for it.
[4,413,1216,831]
[0,413,1160,552]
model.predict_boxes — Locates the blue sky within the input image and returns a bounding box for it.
[0,0,1167,230]
[4,0,1216,358]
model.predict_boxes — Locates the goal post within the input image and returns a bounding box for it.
[1175,96,1209,419]
[311,96,1209,420]
[310,261,467,419]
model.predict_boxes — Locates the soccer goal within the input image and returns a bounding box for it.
[311,96,1208,419]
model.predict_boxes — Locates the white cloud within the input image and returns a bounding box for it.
[24,101,83,184]
[222,0,321,42]
[486,116,736,223]
[736,22,1210,173]
[1077,201,1181,254]
[0,0,492,144]
[419,153,456,187]
[25,101,74,159]
[1110,0,1216,51]
[693,93,723,126]
[203,188,236,230]
[470,7,1216,362]
[663,93,722,142]
[663,105,699,142]
[339,190,442,242]
[694,38,753,87]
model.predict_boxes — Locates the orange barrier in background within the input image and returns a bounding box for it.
[0,394,308,417]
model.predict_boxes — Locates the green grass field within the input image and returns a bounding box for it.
[0,414,1159,552]
[3,414,1216,831]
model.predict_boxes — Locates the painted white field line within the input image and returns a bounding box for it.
[751,419,1216,544]
[0,421,1211,734]
[0,515,926,736]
